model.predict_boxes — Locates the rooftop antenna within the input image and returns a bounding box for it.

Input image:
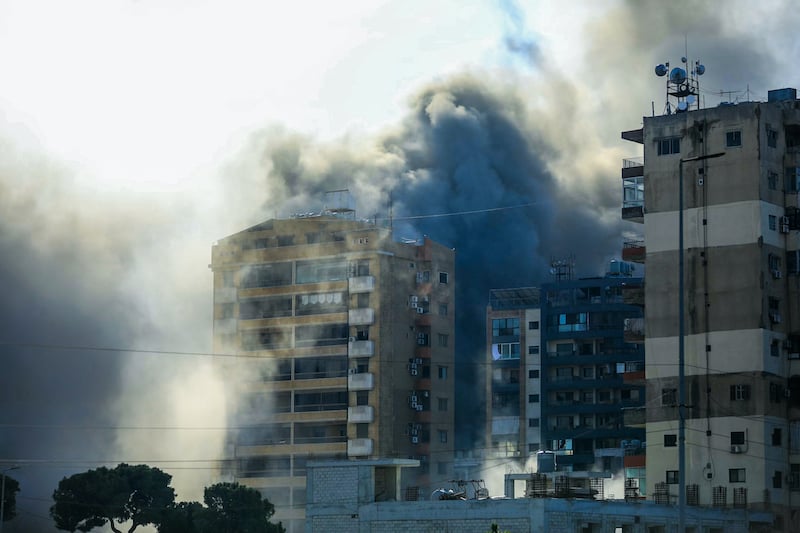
[654,47,705,115]
[549,255,575,282]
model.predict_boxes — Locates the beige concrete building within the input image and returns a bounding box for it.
[622,89,800,531]
[210,198,455,532]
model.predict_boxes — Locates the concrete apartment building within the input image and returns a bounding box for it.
[209,193,455,532]
[486,263,645,481]
[622,87,800,530]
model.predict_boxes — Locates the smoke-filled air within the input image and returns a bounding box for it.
[0,0,798,530]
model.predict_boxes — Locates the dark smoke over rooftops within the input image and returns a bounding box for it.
[234,76,627,447]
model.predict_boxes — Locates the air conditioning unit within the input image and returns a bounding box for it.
[781,224,791,234]
[414,358,423,364]
[349,336,357,342]
[781,215,790,226]
[410,368,418,376]
[772,270,783,279]
[348,368,358,375]
[416,307,424,314]
[411,436,419,444]
[770,312,782,324]
[415,404,423,411]
[730,445,743,454]
[410,296,419,305]
[410,402,418,409]
[410,395,418,403]
[417,337,427,346]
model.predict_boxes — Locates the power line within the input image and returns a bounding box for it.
[378,201,539,221]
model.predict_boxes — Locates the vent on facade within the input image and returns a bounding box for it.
[730,445,743,454]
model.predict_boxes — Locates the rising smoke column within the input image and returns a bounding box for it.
[233,74,627,448]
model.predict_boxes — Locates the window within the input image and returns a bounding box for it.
[666,470,679,484]
[438,303,448,316]
[730,431,745,445]
[221,271,235,287]
[773,470,783,489]
[767,126,778,148]
[729,468,746,483]
[726,130,742,147]
[770,340,780,357]
[657,137,681,156]
[790,464,800,491]
[664,434,677,447]
[438,334,449,347]
[730,384,751,401]
[582,367,594,378]
[357,292,370,308]
[787,167,800,192]
[492,318,520,337]
[438,430,448,443]
[439,272,449,284]
[437,366,448,379]
[528,346,540,355]
[772,428,782,446]
[581,391,594,403]
[529,369,540,379]
[356,423,369,438]
[356,391,369,406]
[305,232,320,244]
[662,388,677,406]
[528,443,540,453]
[768,171,779,190]
[769,214,777,231]
[492,343,520,360]
[528,418,540,428]
[276,235,295,246]
[218,303,234,319]
[438,397,448,411]
[528,394,540,403]
[528,320,539,330]
[770,382,784,403]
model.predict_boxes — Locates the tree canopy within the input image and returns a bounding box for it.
[1,473,20,523]
[50,463,175,533]
[159,482,284,533]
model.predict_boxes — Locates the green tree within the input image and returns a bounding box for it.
[159,482,284,533]
[202,482,283,533]
[1,474,20,523]
[51,463,175,533]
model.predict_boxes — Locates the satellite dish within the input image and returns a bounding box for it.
[677,101,688,112]
[696,64,705,75]
[686,95,697,105]
[681,56,687,63]
[655,64,668,77]
[670,67,687,84]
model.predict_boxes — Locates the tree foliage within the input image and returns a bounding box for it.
[159,482,284,533]
[1,474,20,523]
[50,463,175,533]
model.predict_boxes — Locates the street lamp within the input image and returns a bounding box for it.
[678,151,724,532]
[0,465,20,533]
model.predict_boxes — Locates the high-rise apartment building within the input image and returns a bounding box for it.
[210,194,455,532]
[486,263,645,475]
[622,88,800,529]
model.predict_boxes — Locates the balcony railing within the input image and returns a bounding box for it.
[348,308,375,325]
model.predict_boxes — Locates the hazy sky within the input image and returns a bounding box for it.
[1,1,798,530]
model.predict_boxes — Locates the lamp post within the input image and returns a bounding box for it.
[678,152,724,532]
[0,465,20,533]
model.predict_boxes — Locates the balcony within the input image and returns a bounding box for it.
[347,438,373,457]
[624,318,645,343]
[348,372,374,391]
[347,405,374,423]
[348,340,374,357]
[621,157,644,179]
[622,407,645,427]
[349,276,375,293]
[621,240,646,264]
[348,308,375,325]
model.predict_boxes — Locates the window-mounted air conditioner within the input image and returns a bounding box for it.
[411,436,419,444]
[410,368,418,376]
[349,336,357,342]
[772,270,783,279]
[416,307,424,314]
[730,445,743,454]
